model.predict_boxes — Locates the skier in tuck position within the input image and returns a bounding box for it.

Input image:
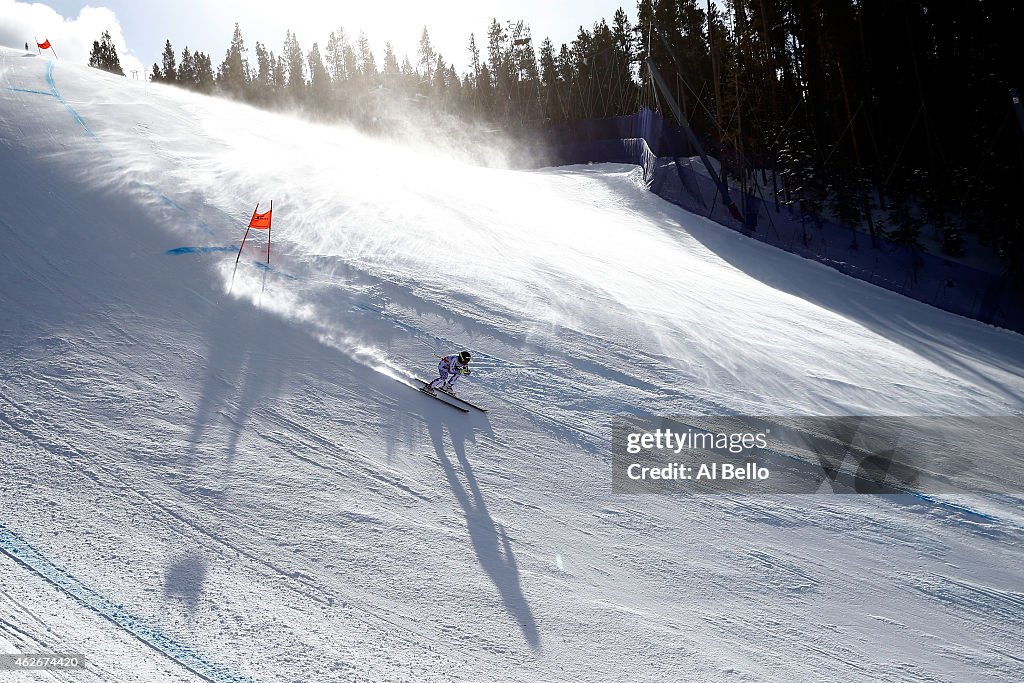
[423,351,472,396]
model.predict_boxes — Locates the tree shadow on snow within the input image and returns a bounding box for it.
[426,414,541,651]
[162,555,208,613]
[167,272,298,609]
[183,295,293,481]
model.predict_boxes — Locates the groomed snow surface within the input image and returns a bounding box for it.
[2,48,1023,682]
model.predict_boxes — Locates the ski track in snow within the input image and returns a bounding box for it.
[1,48,1023,682]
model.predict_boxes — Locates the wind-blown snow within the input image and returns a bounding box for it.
[1,48,1023,682]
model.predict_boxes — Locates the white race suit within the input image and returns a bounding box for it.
[428,354,469,390]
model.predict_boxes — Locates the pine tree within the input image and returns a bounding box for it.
[610,9,636,113]
[219,23,251,98]
[253,42,272,90]
[325,30,347,83]
[418,27,435,80]
[447,64,460,100]
[308,42,330,109]
[486,19,506,91]
[161,39,177,83]
[357,31,376,82]
[556,43,573,119]
[382,42,400,85]
[193,52,215,92]
[464,34,483,116]
[886,188,925,280]
[283,31,305,100]
[433,53,448,106]
[476,61,493,117]
[538,37,559,121]
[778,126,825,238]
[467,33,481,81]
[507,22,539,124]
[342,39,359,87]
[272,53,286,90]
[569,26,594,120]
[177,46,196,88]
[87,31,124,76]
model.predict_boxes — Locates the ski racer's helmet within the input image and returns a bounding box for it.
[458,350,471,363]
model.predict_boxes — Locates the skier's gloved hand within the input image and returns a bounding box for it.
[462,368,471,375]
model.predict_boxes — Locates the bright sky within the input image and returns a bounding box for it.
[1,1,638,79]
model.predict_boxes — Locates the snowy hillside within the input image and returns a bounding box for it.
[2,48,1023,682]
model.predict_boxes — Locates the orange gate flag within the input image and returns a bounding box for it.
[249,207,272,229]
[235,201,273,265]
[35,38,57,59]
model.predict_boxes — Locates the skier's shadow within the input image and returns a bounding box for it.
[426,417,541,651]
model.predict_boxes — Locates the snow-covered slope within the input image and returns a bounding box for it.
[2,48,1023,682]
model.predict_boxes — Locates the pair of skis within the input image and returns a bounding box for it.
[414,378,487,413]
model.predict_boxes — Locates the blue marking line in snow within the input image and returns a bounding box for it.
[251,261,298,280]
[164,250,299,280]
[905,491,999,522]
[159,194,186,211]
[0,524,252,683]
[16,67,217,242]
[44,62,95,138]
[353,303,420,334]
[7,87,53,95]
[165,246,236,255]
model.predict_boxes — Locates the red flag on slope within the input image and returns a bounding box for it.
[248,208,272,229]
[235,201,273,266]
[37,39,51,50]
